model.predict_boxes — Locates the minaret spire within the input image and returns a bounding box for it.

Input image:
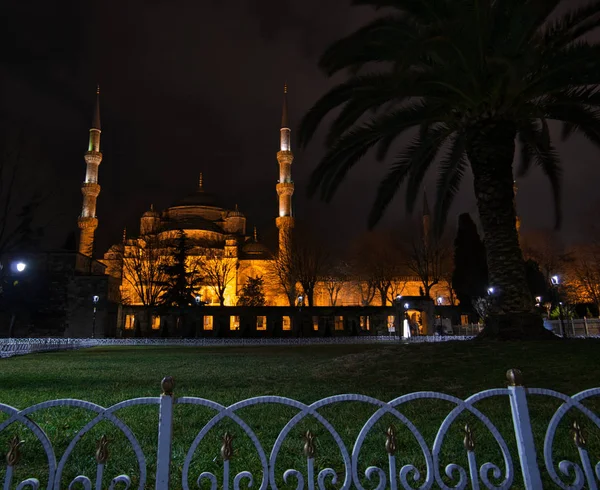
[92,85,101,131]
[276,82,295,256]
[78,86,103,257]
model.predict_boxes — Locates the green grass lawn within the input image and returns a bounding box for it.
[1,340,599,489]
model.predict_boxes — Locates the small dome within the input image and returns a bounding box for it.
[242,241,271,258]
[142,205,160,218]
[228,204,244,218]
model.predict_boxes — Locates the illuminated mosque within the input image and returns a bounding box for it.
[76,86,450,310]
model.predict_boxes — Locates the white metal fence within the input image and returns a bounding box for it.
[545,318,600,337]
[1,370,599,489]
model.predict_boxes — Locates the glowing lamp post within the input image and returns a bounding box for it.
[8,261,28,338]
[92,295,99,339]
[551,275,567,337]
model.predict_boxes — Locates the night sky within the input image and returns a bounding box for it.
[1,0,599,255]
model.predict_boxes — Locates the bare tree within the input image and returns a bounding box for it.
[521,230,569,282]
[322,260,349,306]
[354,278,377,306]
[266,226,329,306]
[404,233,451,299]
[198,247,237,306]
[120,233,170,306]
[292,236,330,307]
[266,239,298,306]
[569,243,600,314]
[387,279,408,304]
[352,231,402,306]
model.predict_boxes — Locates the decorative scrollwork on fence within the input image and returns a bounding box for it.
[528,387,600,490]
[175,388,517,490]
[0,397,160,490]
[2,372,599,489]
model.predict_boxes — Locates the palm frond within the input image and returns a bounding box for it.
[545,102,600,149]
[433,133,467,236]
[517,122,563,227]
[351,0,452,23]
[405,124,454,213]
[307,103,441,200]
[318,15,422,76]
[298,74,400,148]
[367,140,419,228]
[543,1,600,48]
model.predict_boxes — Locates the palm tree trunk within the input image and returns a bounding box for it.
[466,121,553,340]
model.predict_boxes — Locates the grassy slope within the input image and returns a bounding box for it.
[1,340,599,488]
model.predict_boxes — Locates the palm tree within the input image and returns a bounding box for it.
[299,0,600,339]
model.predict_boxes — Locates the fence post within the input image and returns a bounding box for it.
[506,369,542,489]
[583,317,589,337]
[156,376,175,490]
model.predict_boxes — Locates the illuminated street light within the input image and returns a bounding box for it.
[195,295,202,305]
[551,275,559,285]
[92,295,99,339]
[535,296,542,303]
[15,262,26,272]
[437,297,443,305]
[487,287,495,295]
[403,303,409,310]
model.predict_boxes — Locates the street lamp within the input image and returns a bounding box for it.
[550,275,567,337]
[92,295,99,339]
[297,295,304,307]
[195,295,202,306]
[487,287,495,295]
[437,297,443,306]
[7,261,28,338]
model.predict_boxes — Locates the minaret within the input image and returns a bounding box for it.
[77,86,103,257]
[275,83,294,254]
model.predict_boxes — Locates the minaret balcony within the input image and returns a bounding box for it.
[84,151,103,165]
[276,150,294,164]
[81,182,101,197]
[77,216,98,229]
[276,182,294,196]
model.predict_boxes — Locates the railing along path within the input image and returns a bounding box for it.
[1,370,599,489]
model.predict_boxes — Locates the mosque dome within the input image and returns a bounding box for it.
[241,228,271,258]
[170,173,222,209]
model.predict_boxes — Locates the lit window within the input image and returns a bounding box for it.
[151,316,161,330]
[387,315,396,331]
[334,316,344,331]
[461,314,470,326]
[204,316,213,331]
[282,316,291,331]
[125,315,135,330]
[257,316,267,331]
[312,316,319,331]
[230,316,240,331]
[360,316,370,331]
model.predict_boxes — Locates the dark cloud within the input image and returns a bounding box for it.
[0,0,597,256]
